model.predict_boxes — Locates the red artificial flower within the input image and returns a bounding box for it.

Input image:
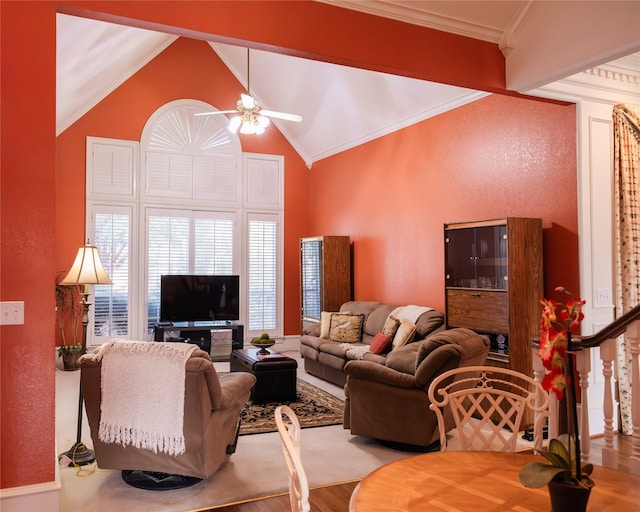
[536,288,584,401]
[539,298,557,330]
[542,370,566,400]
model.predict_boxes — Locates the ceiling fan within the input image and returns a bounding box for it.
[196,48,302,135]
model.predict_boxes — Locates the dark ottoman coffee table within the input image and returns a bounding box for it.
[230,348,298,404]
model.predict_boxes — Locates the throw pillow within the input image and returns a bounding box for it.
[382,315,401,339]
[320,311,334,339]
[369,332,391,354]
[392,319,416,350]
[320,310,352,339]
[328,313,364,343]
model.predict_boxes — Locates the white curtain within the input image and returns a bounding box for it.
[613,103,640,435]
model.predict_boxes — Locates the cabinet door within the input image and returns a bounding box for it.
[446,225,507,289]
[446,227,476,287]
[474,224,507,289]
[446,289,509,333]
[301,239,322,321]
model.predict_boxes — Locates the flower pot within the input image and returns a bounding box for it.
[62,351,81,371]
[547,477,594,512]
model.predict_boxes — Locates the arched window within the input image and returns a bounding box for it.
[88,100,283,343]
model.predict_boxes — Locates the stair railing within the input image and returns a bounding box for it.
[532,303,640,475]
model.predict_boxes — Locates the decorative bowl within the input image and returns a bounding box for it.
[251,339,275,353]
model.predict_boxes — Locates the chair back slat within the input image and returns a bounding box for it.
[428,366,549,452]
[275,405,311,512]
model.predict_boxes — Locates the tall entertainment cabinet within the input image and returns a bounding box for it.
[300,236,351,330]
[444,218,543,381]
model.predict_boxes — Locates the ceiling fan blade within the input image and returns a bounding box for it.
[260,109,302,122]
[194,110,237,116]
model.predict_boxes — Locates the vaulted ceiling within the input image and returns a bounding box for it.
[57,1,640,167]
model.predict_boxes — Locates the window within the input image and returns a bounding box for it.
[146,209,237,331]
[247,213,280,335]
[87,103,284,344]
[92,206,132,341]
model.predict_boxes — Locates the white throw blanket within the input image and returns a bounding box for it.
[93,339,197,456]
[339,343,371,360]
[389,305,433,324]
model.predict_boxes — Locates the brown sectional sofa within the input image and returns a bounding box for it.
[300,300,446,387]
[343,327,490,447]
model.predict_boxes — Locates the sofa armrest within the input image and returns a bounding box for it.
[217,372,256,410]
[302,322,321,337]
[344,360,416,388]
[414,345,462,388]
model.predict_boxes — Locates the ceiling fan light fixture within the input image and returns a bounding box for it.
[240,93,255,109]
[228,116,242,134]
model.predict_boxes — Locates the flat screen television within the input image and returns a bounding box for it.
[160,274,240,323]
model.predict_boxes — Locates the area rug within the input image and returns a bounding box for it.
[239,378,344,435]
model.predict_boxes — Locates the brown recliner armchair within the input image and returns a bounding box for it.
[79,344,256,489]
[343,328,490,449]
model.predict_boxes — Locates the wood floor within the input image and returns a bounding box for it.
[588,431,634,472]
[197,433,632,512]
[202,480,359,512]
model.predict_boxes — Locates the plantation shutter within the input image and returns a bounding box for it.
[146,209,238,331]
[147,211,191,329]
[87,137,136,199]
[144,107,239,204]
[248,214,279,333]
[92,207,132,340]
[194,213,235,275]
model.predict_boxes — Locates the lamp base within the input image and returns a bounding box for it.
[58,442,95,466]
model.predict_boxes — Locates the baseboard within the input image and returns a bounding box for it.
[271,335,300,354]
[0,455,60,512]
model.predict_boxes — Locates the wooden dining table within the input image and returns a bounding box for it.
[349,451,640,511]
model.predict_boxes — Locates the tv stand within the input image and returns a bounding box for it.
[153,323,244,361]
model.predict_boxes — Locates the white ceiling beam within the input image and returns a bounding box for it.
[506,1,640,93]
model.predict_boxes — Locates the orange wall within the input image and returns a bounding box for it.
[61,0,506,94]
[1,0,576,492]
[56,37,310,337]
[310,94,578,310]
[1,2,57,488]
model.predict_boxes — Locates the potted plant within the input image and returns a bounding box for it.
[56,274,83,370]
[519,287,595,512]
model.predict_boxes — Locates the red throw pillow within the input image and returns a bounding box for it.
[370,332,391,354]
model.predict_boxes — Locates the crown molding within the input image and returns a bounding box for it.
[319,0,507,43]
[528,54,640,105]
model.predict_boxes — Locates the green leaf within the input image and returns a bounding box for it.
[519,462,566,488]
[539,450,569,469]
[548,438,571,466]
[581,463,594,476]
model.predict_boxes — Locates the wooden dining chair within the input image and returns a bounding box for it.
[427,366,549,452]
[275,405,311,512]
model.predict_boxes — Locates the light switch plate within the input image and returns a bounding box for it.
[0,301,24,325]
[595,288,612,306]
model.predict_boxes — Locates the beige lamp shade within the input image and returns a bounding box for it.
[60,244,113,285]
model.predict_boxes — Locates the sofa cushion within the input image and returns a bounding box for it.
[392,319,416,349]
[328,313,364,342]
[361,351,387,364]
[381,314,401,339]
[370,332,391,354]
[363,304,398,337]
[340,301,382,335]
[414,310,446,338]
[384,342,421,375]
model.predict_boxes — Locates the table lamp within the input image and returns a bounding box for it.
[58,241,112,466]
